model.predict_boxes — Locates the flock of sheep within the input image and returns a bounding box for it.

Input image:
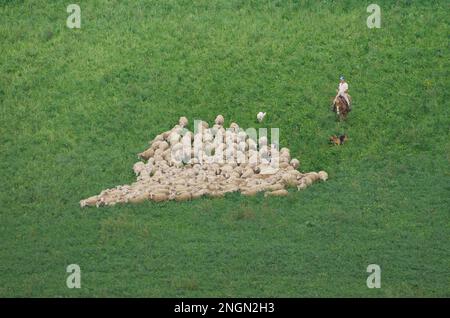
[80,115,328,207]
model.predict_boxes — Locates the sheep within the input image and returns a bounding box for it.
[259,136,268,146]
[200,121,209,129]
[138,148,154,160]
[242,189,258,196]
[153,134,164,143]
[168,133,181,146]
[215,115,224,126]
[238,141,247,152]
[236,131,246,142]
[207,183,220,191]
[306,172,320,182]
[264,189,288,197]
[175,192,191,202]
[318,171,328,181]
[280,148,290,160]
[209,191,225,198]
[230,171,241,179]
[247,138,257,151]
[159,141,169,151]
[241,167,254,178]
[303,176,313,186]
[129,193,149,203]
[281,174,297,187]
[162,131,172,140]
[181,133,192,146]
[222,184,239,193]
[133,162,145,175]
[236,150,247,164]
[279,162,290,169]
[203,131,214,143]
[80,195,98,207]
[259,145,270,163]
[229,122,239,131]
[151,193,169,202]
[266,183,285,191]
[259,166,278,175]
[270,156,280,169]
[248,152,259,167]
[290,159,300,169]
[179,116,188,128]
[192,189,207,199]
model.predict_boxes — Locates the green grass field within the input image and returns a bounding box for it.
[1,0,449,297]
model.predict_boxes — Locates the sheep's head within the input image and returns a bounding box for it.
[179,116,188,127]
[215,115,224,126]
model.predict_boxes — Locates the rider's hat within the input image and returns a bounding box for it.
[339,75,345,80]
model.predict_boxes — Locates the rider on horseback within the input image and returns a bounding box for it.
[334,76,351,110]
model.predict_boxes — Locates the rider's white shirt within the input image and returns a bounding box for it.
[338,82,348,95]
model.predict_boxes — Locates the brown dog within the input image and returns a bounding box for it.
[329,135,348,145]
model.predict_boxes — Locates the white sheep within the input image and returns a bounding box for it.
[179,116,188,128]
[290,159,300,169]
[318,171,328,181]
[215,115,224,126]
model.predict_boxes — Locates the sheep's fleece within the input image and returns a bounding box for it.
[80,116,328,207]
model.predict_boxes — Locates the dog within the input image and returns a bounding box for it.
[329,134,348,145]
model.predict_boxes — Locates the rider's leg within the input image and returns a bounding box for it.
[335,92,342,104]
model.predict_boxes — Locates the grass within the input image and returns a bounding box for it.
[0,0,449,297]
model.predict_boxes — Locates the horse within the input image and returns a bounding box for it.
[331,94,352,120]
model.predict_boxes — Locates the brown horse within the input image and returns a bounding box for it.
[331,94,352,120]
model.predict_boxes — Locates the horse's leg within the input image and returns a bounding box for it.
[337,103,345,121]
